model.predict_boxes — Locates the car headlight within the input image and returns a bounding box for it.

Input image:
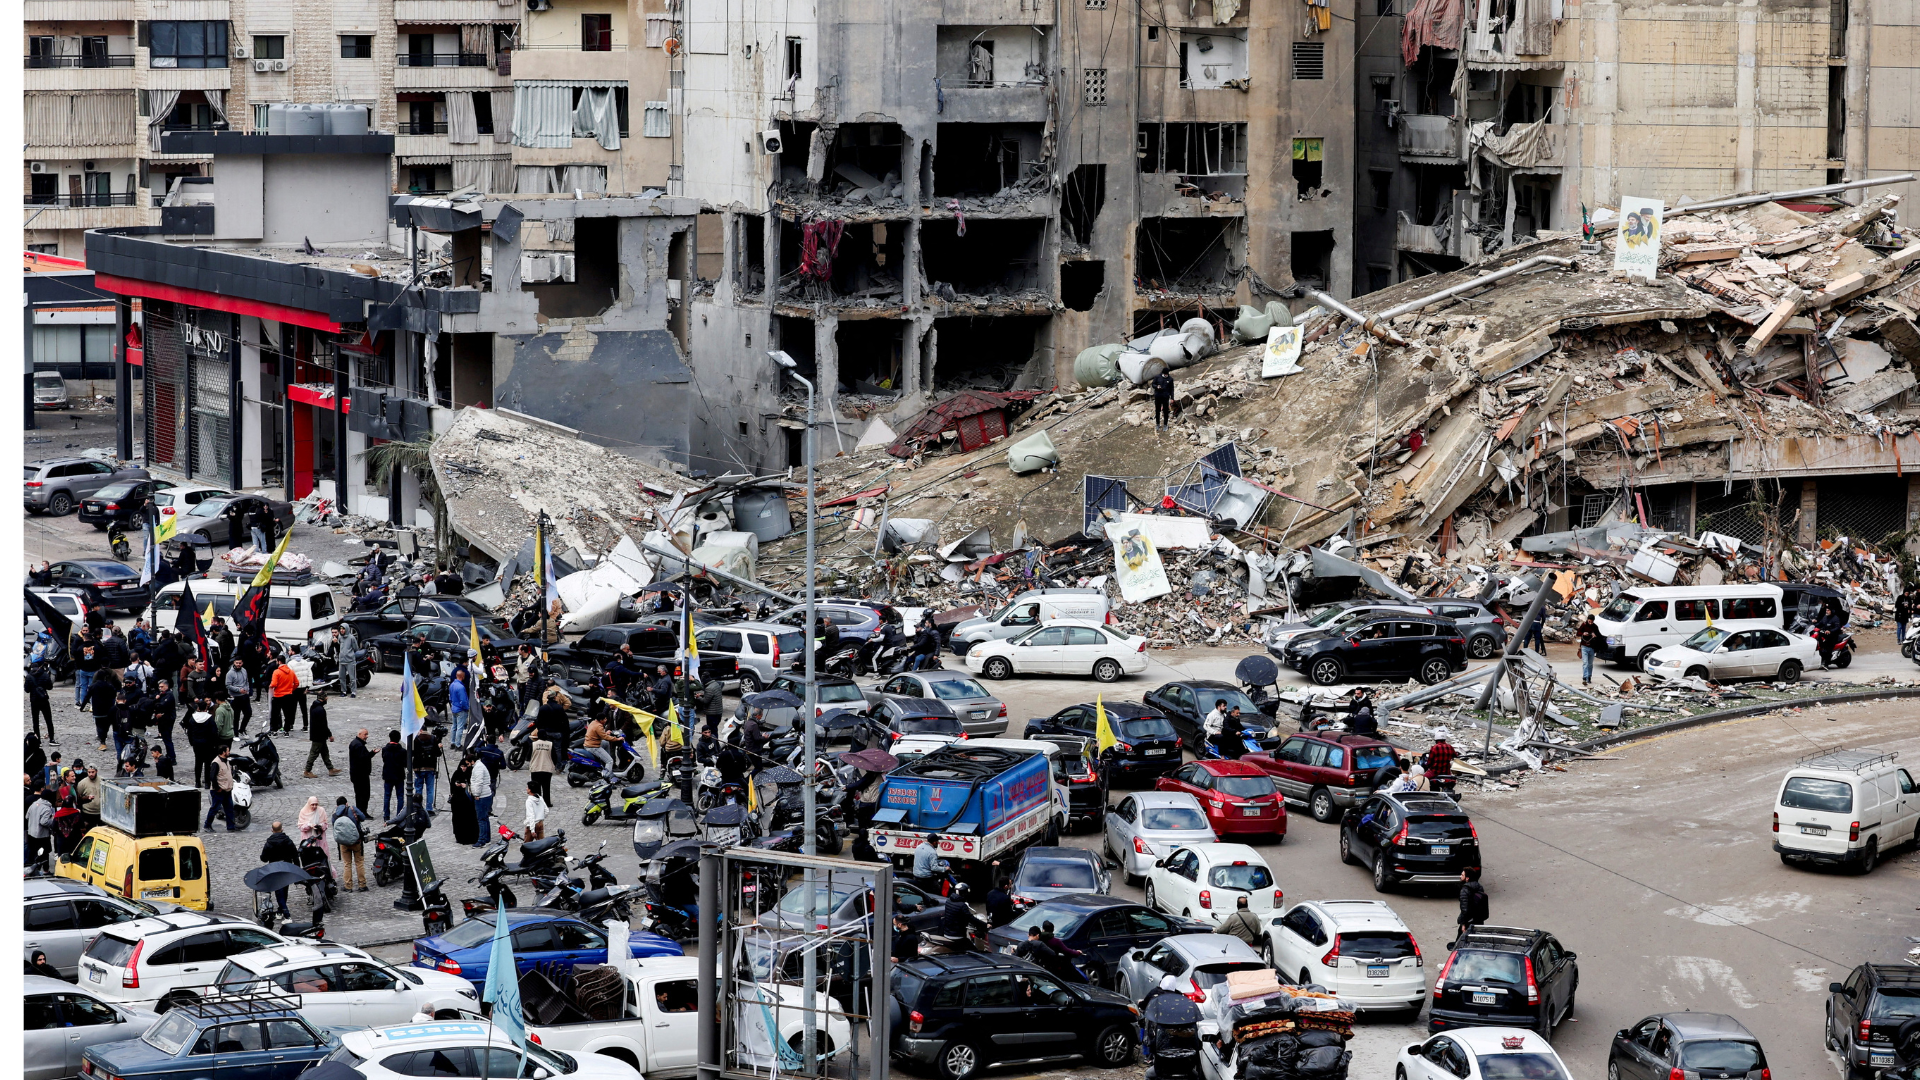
[1605,636,1622,646]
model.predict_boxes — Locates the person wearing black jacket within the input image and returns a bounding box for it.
[147,679,178,759]
[1150,370,1175,430]
[380,731,410,822]
[97,630,131,674]
[890,913,923,963]
[1456,867,1489,946]
[86,670,121,752]
[715,739,748,785]
[28,661,55,741]
[937,884,987,941]
[812,618,841,672]
[985,876,1016,927]
[258,822,299,914]
[348,729,374,813]
[410,727,442,812]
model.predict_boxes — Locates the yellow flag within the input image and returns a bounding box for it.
[470,618,486,682]
[249,528,293,588]
[155,513,177,544]
[599,697,662,768]
[665,702,682,748]
[747,767,759,813]
[1095,694,1117,755]
[202,602,217,630]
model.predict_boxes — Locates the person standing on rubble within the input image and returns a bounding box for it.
[1150,370,1175,431]
[1899,586,1918,654]
[1575,615,1601,687]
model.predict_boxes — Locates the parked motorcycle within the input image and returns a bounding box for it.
[305,646,372,690]
[107,523,131,562]
[228,729,283,790]
[583,774,673,827]
[420,879,454,936]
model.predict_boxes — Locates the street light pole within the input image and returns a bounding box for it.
[769,350,819,1069]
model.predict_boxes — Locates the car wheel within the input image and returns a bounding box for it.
[1093,658,1123,683]
[983,657,1014,681]
[1398,1069,1409,1080]
[1777,659,1802,683]
[1467,634,1499,659]
[1308,657,1344,686]
[1607,1060,1621,1080]
[1371,852,1393,893]
[367,646,387,672]
[1094,1025,1134,1068]
[1855,838,1878,875]
[1536,1003,1555,1040]
[739,670,764,693]
[1309,787,1337,824]
[1417,657,1451,686]
[1143,881,1158,910]
[1684,666,1709,681]
[1636,646,1661,672]
[936,1041,980,1080]
[1826,1005,1841,1051]
[1338,829,1357,866]
[786,1033,836,1057]
[47,492,72,516]
[1560,984,1576,1024]
[1260,939,1276,967]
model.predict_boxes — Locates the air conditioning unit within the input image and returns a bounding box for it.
[756,129,783,155]
[83,161,96,171]
[272,58,289,71]
[29,161,48,174]
[527,0,552,11]
[254,59,271,72]
[233,45,249,58]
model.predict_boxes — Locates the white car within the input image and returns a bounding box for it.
[1263,899,1425,1014]
[330,1020,641,1080]
[966,620,1148,682]
[1142,843,1282,924]
[1105,792,1219,886]
[1643,625,1818,683]
[25,975,159,1080]
[1396,1027,1571,1080]
[214,943,480,1026]
[76,910,291,1009]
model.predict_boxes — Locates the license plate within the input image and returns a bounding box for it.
[1432,845,1451,855]
[1471,992,1497,1005]
[1872,1053,1896,1066]
[88,968,103,983]
[1144,749,1166,756]
[1800,826,1827,835]
[1367,964,1390,978]
[1242,807,1261,816]
[142,887,172,898]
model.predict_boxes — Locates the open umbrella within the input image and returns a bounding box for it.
[755,765,805,784]
[841,748,900,772]
[744,689,804,710]
[1234,654,1279,687]
[243,861,317,893]
[1144,993,1203,1025]
[817,708,869,731]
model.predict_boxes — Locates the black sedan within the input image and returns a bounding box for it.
[76,479,170,529]
[985,894,1205,990]
[1142,680,1274,752]
[166,493,295,548]
[341,594,499,638]
[1281,615,1468,686]
[890,952,1138,1080]
[1025,700,1184,784]
[45,560,149,615]
[365,615,530,673]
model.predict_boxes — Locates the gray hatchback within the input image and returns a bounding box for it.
[863,670,1007,736]
[1609,1012,1767,1080]
[24,458,150,516]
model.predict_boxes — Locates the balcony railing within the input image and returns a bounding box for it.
[161,122,228,131]
[1397,113,1462,160]
[26,55,136,68]
[397,52,491,66]
[26,192,141,207]
[396,121,449,134]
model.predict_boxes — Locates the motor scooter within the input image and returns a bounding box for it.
[566,744,642,788]
[228,729,283,789]
[583,774,672,826]
[108,523,131,562]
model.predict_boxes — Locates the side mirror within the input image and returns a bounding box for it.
[1615,1030,1629,1040]
[1406,1044,1424,1055]
[1050,990,1074,1006]
[1153,859,1166,868]
[1562,951,1576,961]
[1131,951,1146,961]
[1830,982,1848,994]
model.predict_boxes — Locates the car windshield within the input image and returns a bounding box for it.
[1447,950,1525,984]
[1212,774,1276,798]
[1004,905,1089,937]
[819,683,864,704]
[1191,961,1267,993]
[144,1011,198,1055]
[187,500,227,518]
[1208,863,1272,889]
[1871,990,1920,1019]
[94,483,141,500]
[899,716,962,735]
[1337,931,1417,959]
[435,917,503,949]
[1780,777,1853,813]
[1353,746,1396,770]
[1476,1053,1569,1080]
[1118,717,1178,740]
[1406,816,1474,841]
[1304,606,1354,628]
[1142,806,1209,831]
[779,883,858,915]
[1599,595,1639,621]
[1018,861,1098,891]
[1682,627,1730,651]
[525,1040,577,1075]
[1679,1041,1764,1070]
[775,631,805,655]
[924,677,991,701]
[1195,689,1262,715]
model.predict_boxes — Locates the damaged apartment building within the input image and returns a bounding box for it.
[670,0,1355,476]
[1351,0,1919,291]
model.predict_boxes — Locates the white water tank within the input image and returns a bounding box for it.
[283,104,325,136]
[265,103,290,135]
[323,103,368,135]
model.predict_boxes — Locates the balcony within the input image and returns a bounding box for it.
[394,0,524,23]
[397,121,449,135]
[510,46,626,82]
[26,192,141,207]
[935,83,1050,124]
[24,0,133,19]
[1397,113,1462,162]
[398,52,491,67]
[26,55,135,68]
[23,200,154,231]
[1396,212,1447,256]
[394,52,510,89]
[26,58,140,90]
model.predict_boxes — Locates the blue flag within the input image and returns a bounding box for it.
[400,654,426,743]
[481,911,528,1057]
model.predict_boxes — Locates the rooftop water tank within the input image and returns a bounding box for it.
[282,103,324,136]
[323,103,368,135]
[265,103,290,135]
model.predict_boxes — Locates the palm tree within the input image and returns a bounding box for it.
[357,434,452,569]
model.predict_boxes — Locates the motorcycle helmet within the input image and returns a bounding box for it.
[950,882,971,901]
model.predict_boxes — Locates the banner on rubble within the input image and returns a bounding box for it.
[1612,196,1663,280]
[1105,521,1172,603]
[1261,325,1304,378]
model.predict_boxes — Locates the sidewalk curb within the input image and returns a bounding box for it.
[1479,685,1920,776]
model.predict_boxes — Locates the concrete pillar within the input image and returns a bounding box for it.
[1797,478,1819,544]
[1906,476,1920,558]
[239,319,265,488]
[1686,482,1698,535]
[815,312,839,409]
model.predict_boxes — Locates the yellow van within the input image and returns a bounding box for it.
[57,827,211,910]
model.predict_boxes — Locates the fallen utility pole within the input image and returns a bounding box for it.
[1475,577,1554,715]
[1362,256,1577,343]
[638,539,802,606]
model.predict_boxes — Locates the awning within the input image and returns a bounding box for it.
[398,154,456,165]
[513,79,629,88]
[93,272,341,333]
[287,384,351,412]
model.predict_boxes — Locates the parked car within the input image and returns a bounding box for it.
[545,623,736,686]
[149,485,234,528]
[768,600,903,647]
[58,824,212,911]
[1027,734,1108,831]
[1339,791,1480,891]
[148,577,343,650]
[1261,899,1425,1014]
[24,877,177,979]
[341,595,498,639]
[1241,731,1400,822]
[1103,792,1219,887]
[1772,747,1919,873]
[966,621,1149,683]
[1825,961,1920,1076]
[1025,700,1184,784]
[81,991,337,1080]
[745,673,868,734]
[1610,1012,1768,1080]
[43,560,149,616]
[867,697,965,743]
[25,458,149,516]
[1006,846,1111,911]
[25,975,159,1080]
[214,942,480,1025]
[1644,625,1819,684]
[1283,614,1468,686]
[1142,843,1281,925]
[864,670,1007,737]
[1154,760,1286,840]
[334,1020,636,1080]
[411,908,681,991]
[1426,598,1512,661]
[696,620,804,691]
[889,951,1137,1080]
[984,894,1205,990]
[1264,602,1434,656]
[947,589,1113,652]
[363,616,530,673]
[1397,1028,1573,1080]
[165,493,295,548]
[1593,584,1811,670]
[1429,926,1578,1038]
[34,370,69,411]
[756,877,942,931]
[1113,933,1266,1006]
[75,910,288,1010]
[1142,680,1275,752]
[77,479,172,529]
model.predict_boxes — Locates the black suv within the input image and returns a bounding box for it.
[1025,700,1184,784]
[546,622,737,684]
[1280,615,1468,686]
[1339,791,1481,891]
[890,951,1138,1080]
[1827,963,1920,1076]
[1430,925,1579,1038]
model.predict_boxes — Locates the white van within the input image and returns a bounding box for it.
[1773,748,1919,873]
[1593,584,1789,671]
[948,588,1112,652]
[147,574,344,646]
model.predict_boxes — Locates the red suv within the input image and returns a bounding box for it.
[1242,732,1399,823]
[1154,760,1287,839]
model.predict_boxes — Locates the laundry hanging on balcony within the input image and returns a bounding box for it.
[1401,0,1465,66]
[573,86,621,150]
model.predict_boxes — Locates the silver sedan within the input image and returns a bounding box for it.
[1114,933,1267,1005]
[1103,790,1219,886]
[26,976,159,1080]
[863,670,1008,736]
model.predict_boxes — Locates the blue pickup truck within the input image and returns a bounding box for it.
[869,744,1063,874]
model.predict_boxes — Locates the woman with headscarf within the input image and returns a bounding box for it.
[296,795,331,850]
[449,755,478,846]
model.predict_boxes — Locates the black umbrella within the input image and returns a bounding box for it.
[744,689,804,710]
[817,708,869,731]
[243,861,317,892]
[1234,655,1280,687]
[653,838,707,862]
[756,765,804,784]
[702,803,749,826]
[1144,993,1203,1025]
[841,748,900,772]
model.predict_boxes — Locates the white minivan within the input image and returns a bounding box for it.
[948,588,1112,651]
[147,575,344,646]
[1593,584,1789,671]
[1773,748,1920,873]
